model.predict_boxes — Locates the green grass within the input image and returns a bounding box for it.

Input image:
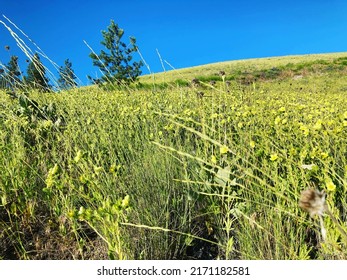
[1,53,347,259]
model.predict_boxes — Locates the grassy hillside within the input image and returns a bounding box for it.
[140,52,347,84]
[1,53,347,260]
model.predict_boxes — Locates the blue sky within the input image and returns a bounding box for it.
[1,0,347,85]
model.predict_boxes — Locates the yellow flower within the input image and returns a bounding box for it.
[343,111,347,119]
[122,195,130,208]
[237,122,243,129]
[343,120,347,127]
[74,150,82,163]
[42,119,53,129]
[220,145,229,154]
[313,120,323,130]
[275,116,281,125]
[320,152,329,159]
[278,106,286,113]
[211,155,217,164]
[326,180,336,192]
[109,163,117,173]
[45,164,59,188]
[300,125,309,136]
[250,140,256,148]
[270,153,278,161]
[94,166,103,174]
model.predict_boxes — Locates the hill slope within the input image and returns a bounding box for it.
[1,52,347,260]
[140,52,347,84]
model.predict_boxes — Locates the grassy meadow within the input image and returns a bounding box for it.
[1,53,347,259]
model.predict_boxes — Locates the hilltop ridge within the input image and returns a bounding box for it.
[139,52,347,84]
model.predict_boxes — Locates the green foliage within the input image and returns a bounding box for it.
[89,20,143,87]
[57,59,77,90]
[0,55,22,90]
[25,53,50,92]
[175,79,190,87]
[14,93,65,126]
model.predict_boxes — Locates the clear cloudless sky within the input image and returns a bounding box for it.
[1,0,347,85]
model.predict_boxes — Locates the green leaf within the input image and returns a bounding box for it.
[215,166,231,187]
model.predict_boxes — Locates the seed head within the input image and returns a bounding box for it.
[191,78,200,87]
[209,80,216,86]
[196,91,204,98]
[299,189,326,217]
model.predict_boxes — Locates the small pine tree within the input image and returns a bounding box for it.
[89,20,143,86]
[0,55,22,89]
[58,59,77,90]
[0,68,4,89]
[25,53,50,91]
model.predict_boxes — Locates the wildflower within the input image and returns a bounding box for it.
[45,164,59,188]
[320,152,329,159]
[327,120,335,126]
[74,150,82,163]
[220,145,229,155]
[278,106,286,113]
[313,119,323,130]
[274,116,281,125]
[300,125,309,136]
[122,195,130,208]
[237,122,243,129]
[250,140,256,148]
[343,111,347,119]
[184,109,192,116]
[109,163,117,173]
[46,176,54,188]
[270,153,278,161]
[42,120,53,129]
[94,166,103,174]
[299,189,326,217]
[326,180,336,192]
